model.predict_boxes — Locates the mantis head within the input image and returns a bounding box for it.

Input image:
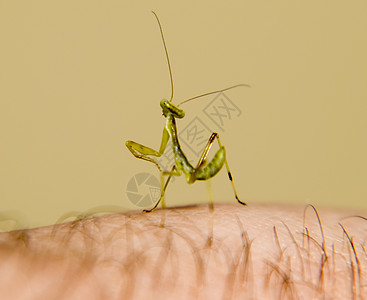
[160,99,185,119]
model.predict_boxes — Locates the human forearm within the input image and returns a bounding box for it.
[0,203,366,299]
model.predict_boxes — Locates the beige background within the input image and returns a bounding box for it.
[1,1,366,229]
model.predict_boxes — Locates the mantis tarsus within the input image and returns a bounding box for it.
[126,11,249,212]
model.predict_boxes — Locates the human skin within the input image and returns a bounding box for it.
[0,203,366,300]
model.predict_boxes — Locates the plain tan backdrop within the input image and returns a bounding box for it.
[1,1,366,229]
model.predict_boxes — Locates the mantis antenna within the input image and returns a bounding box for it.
[152,11,174,102]
[152,11,250,107]
[177,83,250,106]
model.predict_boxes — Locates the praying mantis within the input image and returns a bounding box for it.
[126,11,249,212]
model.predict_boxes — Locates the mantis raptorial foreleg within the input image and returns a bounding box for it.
[125,127,170,171]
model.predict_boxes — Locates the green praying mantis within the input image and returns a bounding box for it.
[126,12,249,212]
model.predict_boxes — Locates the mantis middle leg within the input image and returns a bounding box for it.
[143,165,181,213]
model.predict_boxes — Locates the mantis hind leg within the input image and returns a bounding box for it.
[193,133,246,206]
